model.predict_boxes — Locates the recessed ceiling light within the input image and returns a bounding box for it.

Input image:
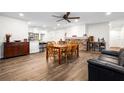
[106,12,112,15]
[27,22,31,25]
[75,19,79,22]
[57,24,60,26]
[19,13,24,17]
[42,25,46,28]
[108,23,111,26]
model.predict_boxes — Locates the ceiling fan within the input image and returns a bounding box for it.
[52,12,80,23]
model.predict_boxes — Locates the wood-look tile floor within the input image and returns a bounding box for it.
[0,51,100,81]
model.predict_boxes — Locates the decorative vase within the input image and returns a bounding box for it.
[6,34,11,43]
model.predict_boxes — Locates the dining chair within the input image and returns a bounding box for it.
[87,36,95,51]
[64,44,73,63]
[71,44,78,56]
[99,42,106,51]
[47,42,58,62]
[51,41,56,45]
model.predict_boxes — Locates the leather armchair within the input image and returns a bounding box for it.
[87,58,124,81]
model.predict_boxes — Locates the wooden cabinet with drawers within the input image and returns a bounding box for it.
[4,42,29,58]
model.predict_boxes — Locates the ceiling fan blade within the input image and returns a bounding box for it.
[66,19,71,23]
[66,12,70,17]
[56,19,64,22]
[68,17,80,19]
[52,15,62,18]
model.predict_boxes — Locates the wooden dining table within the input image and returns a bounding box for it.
[46,44,79,64]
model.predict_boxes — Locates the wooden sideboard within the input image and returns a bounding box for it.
[4,42,29,58]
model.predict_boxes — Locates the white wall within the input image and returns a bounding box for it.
[45,24,86,42]
[0,16,28,59]
[109,19,124,48]
[86,22,110,49]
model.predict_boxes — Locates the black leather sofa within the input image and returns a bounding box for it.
[87,50,124,81]
[101,50,119,57]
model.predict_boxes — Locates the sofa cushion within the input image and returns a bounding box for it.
[98,55,118,64]
[101,50,119,57]
[100,54,118,60]
[119,50,124,66]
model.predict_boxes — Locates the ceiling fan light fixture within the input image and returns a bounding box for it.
[57,24,60,26]
[75,19,79,22]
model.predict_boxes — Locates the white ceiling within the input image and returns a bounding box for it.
[0,12,124,29]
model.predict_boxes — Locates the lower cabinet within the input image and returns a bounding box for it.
[4,42,29,58]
